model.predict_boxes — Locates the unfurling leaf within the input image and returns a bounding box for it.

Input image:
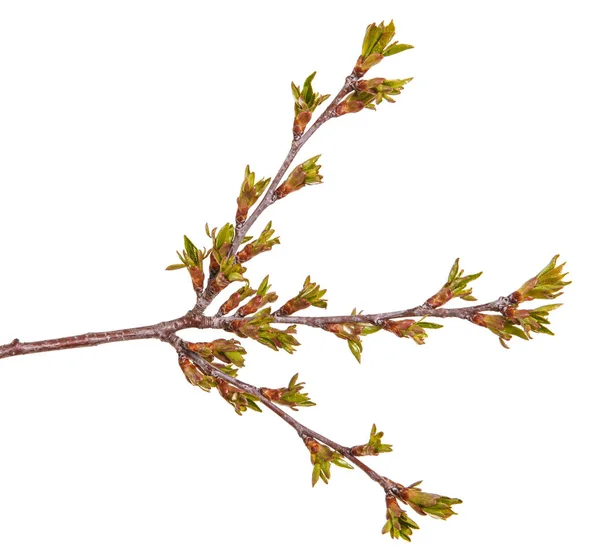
[237,221,280,263]
[186,339,247,369]
[383,494,419,541]
[344,77,413,111]
[276,276,327,316]
[305,438,353,486]
[227,308,300,354]
[399,485,462,520]
[167,235,208,292]
[354,21,413,77]
[381,318,440,345]
[178,355,216,392]
[260,373,316,410]
[351,424,393,456]
[427,258,482,308]
[217,284,256,316]
[473,303,563,348]
[324,309,382,363]
[236,165,271,225]
[512,255,570,302]
[216,378,262,416]
[291,72,330,136]
[274,155,322,199]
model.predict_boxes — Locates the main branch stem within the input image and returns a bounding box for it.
[0,314,202,360]
[0,296,513,361]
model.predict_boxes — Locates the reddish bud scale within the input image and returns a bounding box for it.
[209,272,231,296]
[178,355,204,386]
[426,287,453,309]
[386,494,403,515]
[209,252,220,275]
[471,314,487,328]
[382,319,415,334]
[351,444,374,457]
[278,298,311,317]
[187,266,205,291]
[305,438,321,454]
[472,313,506,330]
[335,99,364,116]
[353,53,384,77]
[512,277,538,302]
[218,292,241,315]
[505,307,530,320]
[235,205,249,225]
[324,323,347,336]
[238,296,263,318]
[236,245,255,264]
[275,168,307,199]
[186,342,208,353]
[356,78,385,91]
[226,319,257,340]
[215,378,231,398]
[293,111,312,136]
[260,387,282,401]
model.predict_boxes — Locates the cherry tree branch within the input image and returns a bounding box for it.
[229,75,357,256]
[212,296,515,329]
[169,335,396,492]
[193,74,358,315]
[0,314,203,360]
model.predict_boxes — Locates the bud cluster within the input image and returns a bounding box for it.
[236,165,271,225]
[511,254,570,303]
[275,276,327,316]
[274,155,322,199]
[227,308,300,354]
[166,235,208,293]
[381,318,443,345]
[186,339,247,369]
[382,494,419,541]
[305,438,353,486]
[324,309,381,363]
[217,284,256,316]
[260,373,315,411]
[205,223,247,294]
[178,355,216,392]
[353,20,413,77]
[336,77,412,115]
[427,258,482,308]
[291,71,330,137]
[216,378,262,415]
[398,481,462,520]
[473,303,561,348]
[236,275,278,317]
[350,424,393,456]
[237,221,280,264]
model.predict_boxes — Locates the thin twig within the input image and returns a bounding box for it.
[193,74,357,315]
[170,336,396,492]
[213,296,514,329]
[229,75,357,256]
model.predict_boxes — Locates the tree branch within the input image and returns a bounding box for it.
[0,314,203,360]
[229,75,357,256]
[169,335,396,492]
[193,74,358,315]
[212,296,515,330]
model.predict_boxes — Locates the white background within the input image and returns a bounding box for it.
[1,1,598,555]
